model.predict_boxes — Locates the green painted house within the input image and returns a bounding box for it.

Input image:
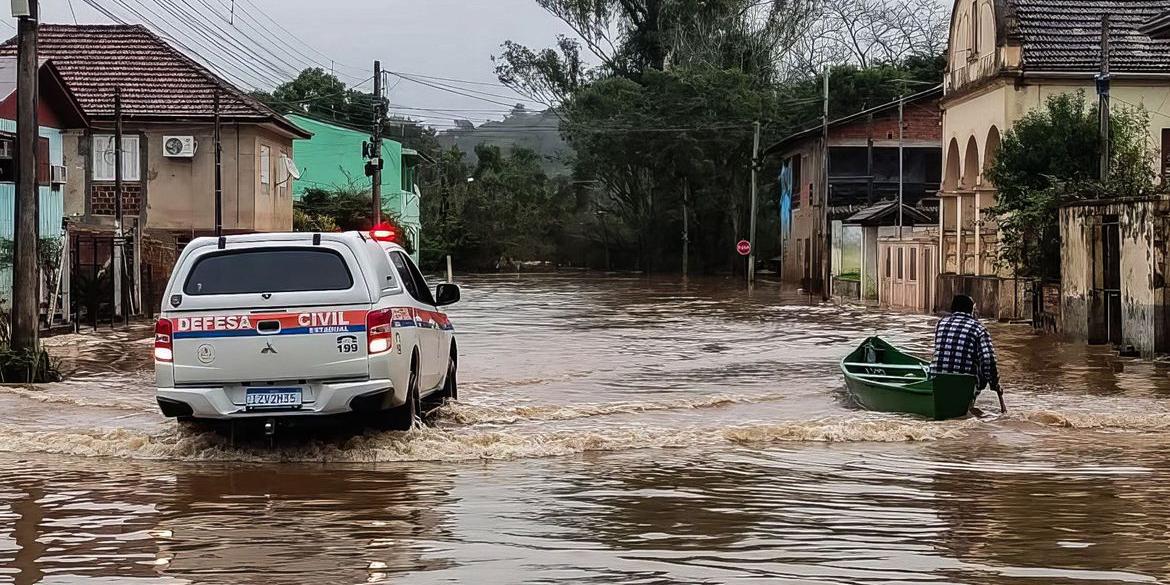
[287,114,422,254]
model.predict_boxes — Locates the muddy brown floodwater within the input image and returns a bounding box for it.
[3,274,1170,584]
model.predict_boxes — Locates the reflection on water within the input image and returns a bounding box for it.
[2,274,1170,584]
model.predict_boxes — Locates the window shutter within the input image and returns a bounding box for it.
[36,137,49,184]
[122,135,140,181]
[93,135,115,181]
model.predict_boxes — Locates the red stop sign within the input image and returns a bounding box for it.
[737,240,752,256]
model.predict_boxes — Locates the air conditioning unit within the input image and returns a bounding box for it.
[50,164,66,184]
[163,136,197,158]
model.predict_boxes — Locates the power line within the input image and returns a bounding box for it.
[152,0,302,80]
[390,70,530,102]
[234,0,367,74]
[390,73,525,108]
[83,0,263,90]
[107,0,284,89]
[206,0,368,85]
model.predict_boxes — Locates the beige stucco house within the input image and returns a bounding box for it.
[0,24,311,314]
[938,0,1170,319]
[0,24,311,235]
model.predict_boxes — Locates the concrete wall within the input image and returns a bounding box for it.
[936,274,1031,320]
[1060,197,1170,357]
[1059,205,1092,341]
[861,225,879,299]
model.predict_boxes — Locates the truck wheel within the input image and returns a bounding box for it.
[385,359,420,431]
[439,352,458,403]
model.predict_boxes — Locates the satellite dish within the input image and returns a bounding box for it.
[284,156,301,180]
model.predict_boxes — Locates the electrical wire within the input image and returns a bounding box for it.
[82,0,262,90]
[207,0,367,85]
[152,0,301,80]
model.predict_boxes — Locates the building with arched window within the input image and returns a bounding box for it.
[938,0,1170,319]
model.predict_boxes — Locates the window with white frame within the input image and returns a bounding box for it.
[92,134,141,181]
[259,145,271,192]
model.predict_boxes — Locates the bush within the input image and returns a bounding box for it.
[987,92,1157,279]
[0,346,60,383]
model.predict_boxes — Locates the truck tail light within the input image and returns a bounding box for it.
[366,308,393,355]
[154,318,174,362]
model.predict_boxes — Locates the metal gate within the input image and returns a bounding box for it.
[1101,215,1123,346]
[69,232,138,329]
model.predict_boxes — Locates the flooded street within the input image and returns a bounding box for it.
[3,274,1170,584]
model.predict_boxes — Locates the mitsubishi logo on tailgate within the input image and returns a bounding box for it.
[261,341,278,355]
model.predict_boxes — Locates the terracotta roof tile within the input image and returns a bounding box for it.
[1014,0,1170,72]
[0,24,299,131]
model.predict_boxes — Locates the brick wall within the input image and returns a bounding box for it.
[139,230,185,313]
[829,99,942,142]
[90,183,143,216]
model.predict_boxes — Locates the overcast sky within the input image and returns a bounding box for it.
[21,0,579,127]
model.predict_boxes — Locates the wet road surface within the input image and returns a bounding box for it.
[2,274,1170,584]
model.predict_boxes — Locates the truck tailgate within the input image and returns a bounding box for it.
[170,307,370,385]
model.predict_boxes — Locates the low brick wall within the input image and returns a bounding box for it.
[90,183,143,216]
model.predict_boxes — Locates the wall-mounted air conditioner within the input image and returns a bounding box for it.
[163,136,197,158]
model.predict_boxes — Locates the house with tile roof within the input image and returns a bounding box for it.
[0,24,311,312]
[936,0,1170,320]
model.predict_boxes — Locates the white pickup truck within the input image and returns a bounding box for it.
[154,231,459,431]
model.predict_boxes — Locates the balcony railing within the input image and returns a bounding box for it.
[945,49,1004,93]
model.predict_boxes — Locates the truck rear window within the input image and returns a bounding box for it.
[183,248,354,295]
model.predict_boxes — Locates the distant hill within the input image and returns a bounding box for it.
[436,109,571,176]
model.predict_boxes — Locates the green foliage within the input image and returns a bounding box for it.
[0,237,64,272]
[987,92,1157,280]
[0,346,59,383]
[252,68,386,128]
[292,209,340,233]
[293,184,415,254]
[420,146,584,270]
[485,0,947,275]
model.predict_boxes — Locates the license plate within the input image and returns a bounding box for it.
[246,387,302,410]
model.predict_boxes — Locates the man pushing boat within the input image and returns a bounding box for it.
[931,295,1006,414]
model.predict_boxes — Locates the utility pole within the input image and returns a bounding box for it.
[213,90,223,238]
[682,178,690,280]
[821,66,831,301]
[898,93,905,239]
[113,87,124,317]
[747,120,760,288]
[1098,13,1111,183]
[12,0,39,352]
[371,60,383,225]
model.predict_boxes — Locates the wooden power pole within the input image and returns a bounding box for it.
[682,178,689,280]
[1098,13,1111,183]
[12,0,39,351]
[113,87,124,317]
[371,60,383,225]
[821,66,831,301]
[748,121,760,288]
[213,90,223,237]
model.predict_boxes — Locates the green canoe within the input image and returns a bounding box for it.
[840,336,978,420]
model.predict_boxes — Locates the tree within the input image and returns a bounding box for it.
[294,180,415,253]
[987,91,1157,280]
[252,68,386,128]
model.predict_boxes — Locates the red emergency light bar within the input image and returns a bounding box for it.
[370,223,398,242]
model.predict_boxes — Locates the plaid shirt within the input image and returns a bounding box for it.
[931,312,999,391]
